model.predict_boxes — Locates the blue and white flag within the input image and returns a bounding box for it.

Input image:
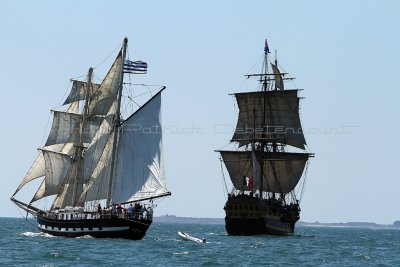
[123,60,148,74]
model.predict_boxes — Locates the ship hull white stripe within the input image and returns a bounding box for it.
[38,224,129,233]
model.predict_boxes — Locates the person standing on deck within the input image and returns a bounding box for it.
[127,204,133,218]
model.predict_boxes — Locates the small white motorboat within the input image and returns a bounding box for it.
[178,231,206,243]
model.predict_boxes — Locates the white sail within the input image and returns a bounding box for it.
[40,149,72,198]
[112,92,168,203]
[67,101,80,114]
[52,183,75,209]
[45,111,80,146]
[45,111,102,146]
[14,152,46,195]
[13,143,73,196]
[37,138,80,205]
[31,180,46,202]
[82,102,117,181]
[78,131,115,202]
[88,52,122,116]
[63,80,100,105]
[271,63,284,90]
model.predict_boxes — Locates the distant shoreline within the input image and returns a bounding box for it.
[3,216,400,229]
[296,221,400,229]
[154,215,400,229]
[154,215,225,224]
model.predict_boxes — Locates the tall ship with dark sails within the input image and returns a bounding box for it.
[11,38,171,239]
[216,39,313,236]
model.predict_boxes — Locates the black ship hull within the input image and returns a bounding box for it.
[225,216,295,236]
[224,195,299,236]
[36,212,151,240]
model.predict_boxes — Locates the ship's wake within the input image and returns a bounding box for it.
[20,231,55,238]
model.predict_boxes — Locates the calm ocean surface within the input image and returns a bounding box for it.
[1,217,400,266]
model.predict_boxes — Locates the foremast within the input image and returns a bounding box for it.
[72,67,93,206]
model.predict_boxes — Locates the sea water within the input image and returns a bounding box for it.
[1,217,400,266]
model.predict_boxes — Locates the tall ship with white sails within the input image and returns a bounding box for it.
[11,38,171,239]
[216,39,313,236]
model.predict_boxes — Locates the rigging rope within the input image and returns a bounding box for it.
[219,156,229,197]
[12,202,37,229]
[39,112,52,148]
[93,41,123,70]
[54,80,75,109]
[299,161,310,202]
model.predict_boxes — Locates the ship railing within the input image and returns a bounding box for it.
[48,208,154,221]
[96,208,153,220]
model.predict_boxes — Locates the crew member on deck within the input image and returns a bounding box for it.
[127,204,133,218]
[111,204,116,217]
[116,204,123,217]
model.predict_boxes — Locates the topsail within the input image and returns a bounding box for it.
[231,90,306,149]
[63,80,100,105]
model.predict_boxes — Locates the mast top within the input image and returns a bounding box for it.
[243,39,294,91]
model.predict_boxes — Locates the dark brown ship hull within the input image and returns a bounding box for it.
[36,213,151,240]
[224,195,299,236]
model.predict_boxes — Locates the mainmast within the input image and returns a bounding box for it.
[259,39,270,196]
[106,38,128,208]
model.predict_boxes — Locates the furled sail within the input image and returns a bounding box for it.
[271,63,284,90]
[112,91,169,204]
[220,151,309,193]
[63,80,101,105]
[231,90,306,149]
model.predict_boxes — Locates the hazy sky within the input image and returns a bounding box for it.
[1,0,399,224]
